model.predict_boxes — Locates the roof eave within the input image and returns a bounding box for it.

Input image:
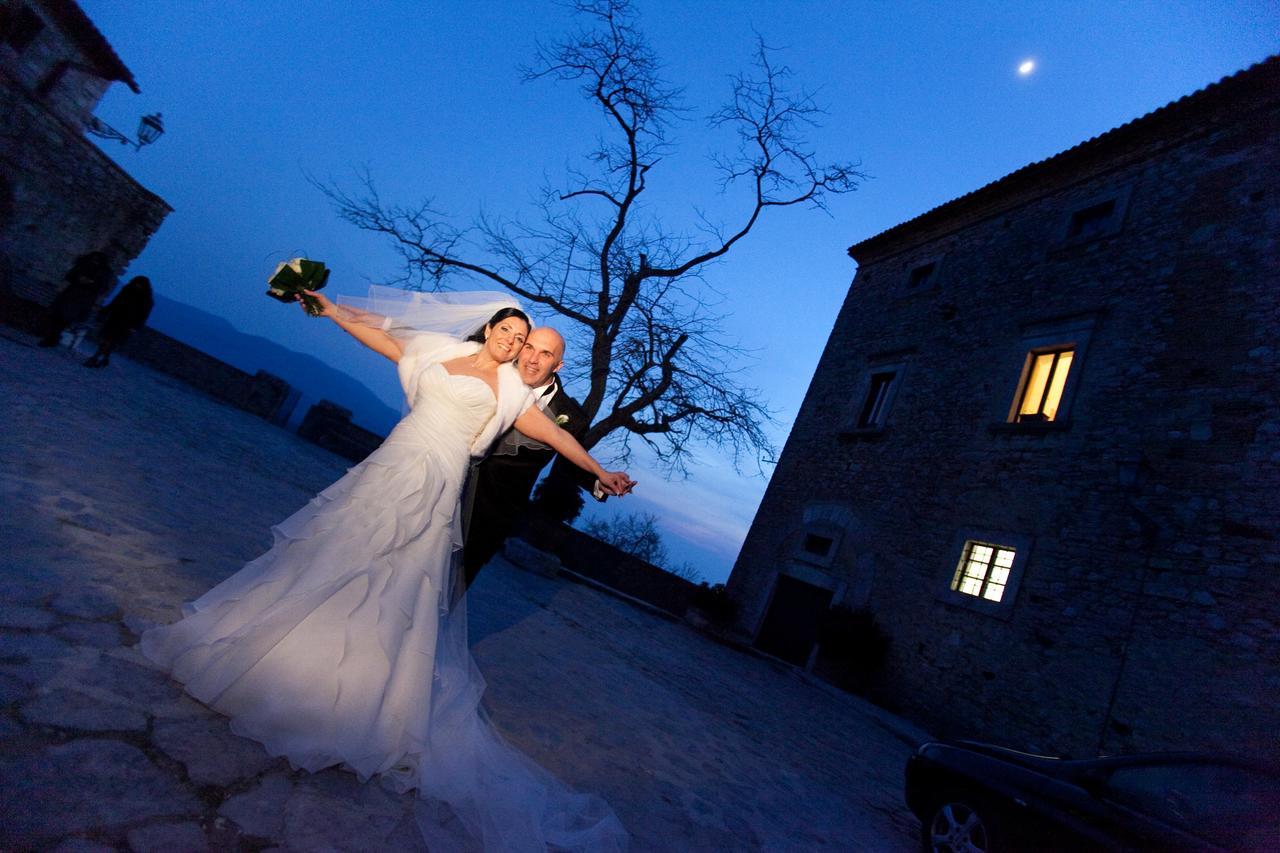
[848,54,1280,264]
[42,0,139,93]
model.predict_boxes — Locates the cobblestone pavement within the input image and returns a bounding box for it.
[0,332,925,851]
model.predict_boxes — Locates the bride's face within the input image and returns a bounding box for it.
[484,318,529,363]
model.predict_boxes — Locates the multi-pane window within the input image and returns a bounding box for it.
[857,370,898,428]
[951,541,1016,602]
[1016,347,1075,423]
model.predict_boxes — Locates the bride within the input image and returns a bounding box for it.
[141,285,632,851]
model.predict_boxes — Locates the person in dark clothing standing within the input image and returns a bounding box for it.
[38,251,115,347]
[462,326,621,587]
[83,275,153,367]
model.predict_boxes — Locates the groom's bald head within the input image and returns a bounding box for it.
[516,327,565,388]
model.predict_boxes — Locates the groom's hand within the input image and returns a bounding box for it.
[591,478,634,500]
[598,471,634,497]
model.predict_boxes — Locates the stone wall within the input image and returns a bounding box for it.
[0,1,112,130]
[520,519,700,617]
[1,0,169,309]
[0,77,170,306]
[119,326,293,422]
[296,400,383,462]
[729,60,1280,760]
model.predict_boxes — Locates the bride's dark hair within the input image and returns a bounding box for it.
[466,307,530,343]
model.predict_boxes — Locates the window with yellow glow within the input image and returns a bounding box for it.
[951,541,1016,603]
[1016,347,1074,423]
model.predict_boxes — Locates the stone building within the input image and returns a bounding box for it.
[728,57,1279,760]
[0,0,170,306]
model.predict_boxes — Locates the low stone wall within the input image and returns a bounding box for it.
[296,400,383,462]
[5,301,697,615]
[517,519,700,617]
[120,327,292,422]
[0,292,383,463]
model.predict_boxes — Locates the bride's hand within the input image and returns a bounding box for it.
[300,289,337,318]
[598,471,635,497]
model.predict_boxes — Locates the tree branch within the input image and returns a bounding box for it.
[319,5,861,477]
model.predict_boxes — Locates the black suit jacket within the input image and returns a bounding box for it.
[462,376,593,583]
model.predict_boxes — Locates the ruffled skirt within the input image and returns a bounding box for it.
[141,429,626,851]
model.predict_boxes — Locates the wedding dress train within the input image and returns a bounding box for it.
[142,346,626,852]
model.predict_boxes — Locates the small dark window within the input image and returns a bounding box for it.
[907,262,936,290]
[1,5,44,53]
[1067,200,1116,239]
[802,534,834,557]
[857,371,897,428]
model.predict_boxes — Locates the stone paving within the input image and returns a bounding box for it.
[0,330,926,851]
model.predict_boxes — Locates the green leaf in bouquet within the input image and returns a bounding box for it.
[266,258,329,307]
[295,258,331,290]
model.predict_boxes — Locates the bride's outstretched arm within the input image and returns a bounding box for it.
[301,290,404,363]
[513,407,635,497]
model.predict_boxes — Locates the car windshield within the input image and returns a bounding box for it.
[1105,761,1280,848]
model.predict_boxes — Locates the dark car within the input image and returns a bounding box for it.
[904,740,1280,852]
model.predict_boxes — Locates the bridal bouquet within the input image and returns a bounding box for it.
[266,258,330,316]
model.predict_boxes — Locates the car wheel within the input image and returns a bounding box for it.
[921,793,1002,853]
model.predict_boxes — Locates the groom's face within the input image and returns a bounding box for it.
[517,328,565,388]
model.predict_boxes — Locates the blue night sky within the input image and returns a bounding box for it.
[80,1,1277,584]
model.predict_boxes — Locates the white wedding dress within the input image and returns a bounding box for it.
[142,335,627,852]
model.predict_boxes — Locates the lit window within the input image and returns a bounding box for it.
[1016,347,1074,423]
[940,531,1030,616]
[857,371,898,428]
[951,541,1016,602]
[993,316,1095,432]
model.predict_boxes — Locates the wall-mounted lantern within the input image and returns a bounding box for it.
[88,112,164,150]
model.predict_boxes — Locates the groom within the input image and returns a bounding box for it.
[462,326,602,587]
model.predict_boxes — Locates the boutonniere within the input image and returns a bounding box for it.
[554,414,570,426]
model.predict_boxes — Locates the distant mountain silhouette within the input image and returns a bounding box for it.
[148,295,399,435]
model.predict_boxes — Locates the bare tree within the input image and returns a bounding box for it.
[321,0,863,473]
[667,561,704,585]
[586,512,704,582]
[584,512,668,566]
